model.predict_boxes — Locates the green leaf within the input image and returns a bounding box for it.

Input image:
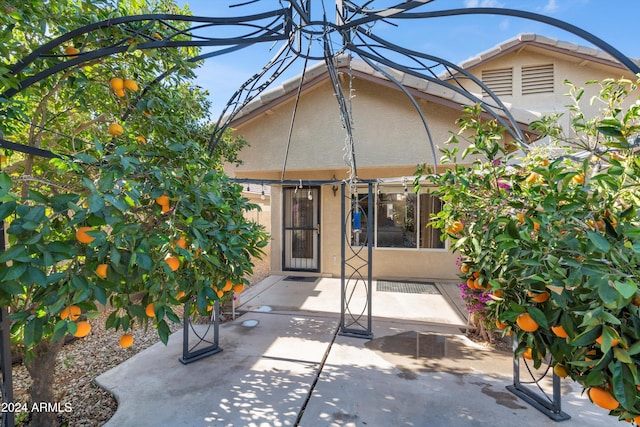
[0,172,13,196]
[587,231,610,253]
[93,287,107,306]
[571,325,602,347]
[135,252,152,271]
[4,262,27,281]
[23,318,35,347]
[613,280,637,299]
[98,170,115,193]
[0,245,27,263]
[598,282,620,307]
[88,193,105,213]
[527,306,548,329]
[22,267,46,287]
[50,194,80,212]
[51,320,69,344]
[611,361,636,411]
[0,201,17,221]
[613,347,633,364]
[157,319,170,345]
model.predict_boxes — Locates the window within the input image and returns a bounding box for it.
[351,186,444,249]
[522,64,554,95]
[481,67,513,97]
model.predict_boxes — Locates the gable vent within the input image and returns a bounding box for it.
[481,68,513,97]
[522,64,554,95]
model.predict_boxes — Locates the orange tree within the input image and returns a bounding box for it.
[424,77,640,421]
[1,1,267,425]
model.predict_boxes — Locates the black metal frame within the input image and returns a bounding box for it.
[281,186,321,273]
[339,182,373,339]
[506,338,570,421]
[0,308,14,427]
[179,300,223,365]
[2,2,640,423]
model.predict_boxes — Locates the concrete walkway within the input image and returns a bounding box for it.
[96,276,618,426]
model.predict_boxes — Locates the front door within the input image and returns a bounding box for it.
[283,186,320,271]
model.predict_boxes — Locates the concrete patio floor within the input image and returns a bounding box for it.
[96,276,619,426]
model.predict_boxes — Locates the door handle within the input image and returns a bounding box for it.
[317,223,320,235]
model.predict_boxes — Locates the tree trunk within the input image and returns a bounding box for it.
[24,338,64,427]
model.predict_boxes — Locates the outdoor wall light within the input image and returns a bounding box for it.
[260,183,265,200]
[307,187,313,201]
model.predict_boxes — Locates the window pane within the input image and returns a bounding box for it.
[376,192,416,248]
[419,193,445,249]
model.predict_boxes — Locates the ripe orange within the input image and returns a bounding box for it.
[161,203,170,214]
[114,88,125,98]
[525,172,541,184]
[73,321,91,338]
[155,194,169,206]
[223,280,233,292]
[143,109,153,117]
[492,289,504,298]
[60,305,81,321]
[109,77,124,91]
[517,212,525,224]
[516,312,539,332]
[173,238,187,250]
[551,325,568,338]
[119,333,134,348]
[124,79,138,92]
[176,291,186,300]
[523,348,533,359]
[571,173,584,185]
[588,387,620,410]
[76,226,95,244]
[165,256,180,272]
[553,364,569,378]
[529,291,550,303]
[109,123,124,137]
[145,303,155,318]
[233,284,245,293]
[95,264,108,279]
[460,264,471,274]
[64,46,79,58]
[532,221,541,232]
[216,289,224,298]
[495,319,508,330]
[596,334,619,348]
[447,221,464,234]
[136,135,146,144]
[540,159,550,167]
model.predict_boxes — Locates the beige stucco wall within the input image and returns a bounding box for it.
[228,77,463,180]
[227,47,638,282]
[229,76,465,281]
[457,47,639,131]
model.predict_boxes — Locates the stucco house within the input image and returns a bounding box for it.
[225,33,639,281]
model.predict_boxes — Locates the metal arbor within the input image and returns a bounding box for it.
[2,1,640,426]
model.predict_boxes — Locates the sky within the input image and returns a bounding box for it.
[174,0,640,118]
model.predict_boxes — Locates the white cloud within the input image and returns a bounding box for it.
[464,0,505,6]
[542,0,559,13]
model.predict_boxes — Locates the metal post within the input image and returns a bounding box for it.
[339,182,373,339]
[506,337,570,421]
[0,214,14,427]
[179,300,223,364]
[0,308,14,427]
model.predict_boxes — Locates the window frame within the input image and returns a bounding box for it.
[350,184,447,251]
